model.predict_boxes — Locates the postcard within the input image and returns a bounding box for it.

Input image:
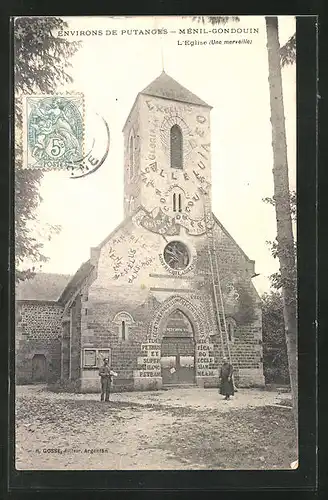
[14,15,297,470]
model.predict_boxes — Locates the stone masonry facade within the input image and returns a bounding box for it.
[16,302,63,384]
[16,72,264,390]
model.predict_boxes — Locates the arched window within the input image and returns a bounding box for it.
[121,321,126,341]
[170,125,183,170]
[173,192,183,213]
[129,135,135,179]
[178,193,182,212]
[113,311,134,342]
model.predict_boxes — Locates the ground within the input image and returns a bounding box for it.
[15,385,297,470]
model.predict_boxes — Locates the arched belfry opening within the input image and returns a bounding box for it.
[172,192,183,213]
[170,124,183,170]
[160,309,195,386]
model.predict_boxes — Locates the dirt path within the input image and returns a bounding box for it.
[15,386,294,470]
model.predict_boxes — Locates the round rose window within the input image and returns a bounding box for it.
[163,241,190,270]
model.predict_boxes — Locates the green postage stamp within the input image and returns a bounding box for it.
[24,94,84,170]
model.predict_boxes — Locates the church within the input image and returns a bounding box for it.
[16,71,265,391]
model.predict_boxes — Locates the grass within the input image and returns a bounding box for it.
[151,406,297,469]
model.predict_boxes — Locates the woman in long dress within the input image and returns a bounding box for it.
[219,357,234,400]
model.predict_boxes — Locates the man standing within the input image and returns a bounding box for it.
[99,358,113,402]
[219,356,234,401]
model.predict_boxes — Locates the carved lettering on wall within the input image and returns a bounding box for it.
[106,227,157,282]
[195,127,205,137]
[148,127,157,161]
[139,208,179,235]
[146,100,193,114]
[135,342,161,378]
[158,253,197,276]
[196,115,207,124]
[196,340,218,376]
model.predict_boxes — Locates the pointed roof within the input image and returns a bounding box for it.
[58,260,94,305]
[140,71,211,108]
[123,71,211,131]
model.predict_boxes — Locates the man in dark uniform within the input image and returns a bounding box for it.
[99,358,113,402]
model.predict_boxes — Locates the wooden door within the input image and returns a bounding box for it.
[32,354,46,382]
[161,338,195,385]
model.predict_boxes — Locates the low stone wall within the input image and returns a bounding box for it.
[133,376,162,391]
[195,376,220,388]
[76,371,264,393]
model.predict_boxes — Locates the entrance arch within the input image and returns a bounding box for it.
[148,296,208,386]
[161,308,195,385]
[148,295,206,341]
[32,354,46,382]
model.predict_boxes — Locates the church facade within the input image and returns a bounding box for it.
[16,72,265,391]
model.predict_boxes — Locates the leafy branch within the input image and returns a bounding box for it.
[15,17,80,281]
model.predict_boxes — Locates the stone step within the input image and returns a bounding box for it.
[162,383,197,389]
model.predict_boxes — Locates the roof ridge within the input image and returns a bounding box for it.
[212,212,254,264]
[140,71,211,108]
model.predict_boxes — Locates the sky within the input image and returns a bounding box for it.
[20,16,296,296]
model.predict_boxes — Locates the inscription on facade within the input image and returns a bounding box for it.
[105,226,157,283]
[164,326,192,338]
[136,342,161,377]
[158,252,196,276]
[146,100,193,114]
[196,340,217,377]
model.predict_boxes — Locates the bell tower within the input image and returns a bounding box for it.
[123,71,212,223]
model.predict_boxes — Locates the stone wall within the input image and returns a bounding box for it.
[16,301,63,384]
[70,295,82,381]
[123,92,212,222]
[74,209,265,392]
[15,208,265,391]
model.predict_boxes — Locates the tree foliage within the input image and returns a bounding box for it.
[280,33,296,67]
[192,16,240,25]
[263,190,297,293]
[191,16,296,71]
[234,282,257,324]
[261,291,289,383]
[14,17,80,281]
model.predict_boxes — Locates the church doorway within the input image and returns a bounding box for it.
[160,309,195,385]
[32,354,47,383]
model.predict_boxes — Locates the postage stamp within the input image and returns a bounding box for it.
[24,94,84,170]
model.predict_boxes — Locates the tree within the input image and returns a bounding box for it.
[263,190,297,292]
[192,15,296,63]
[14,17,80,281]
[265,17,298,437]
[192,16,239,25]
[262,291,289,384]
[280,33,296,67]
[191,15,298,444]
